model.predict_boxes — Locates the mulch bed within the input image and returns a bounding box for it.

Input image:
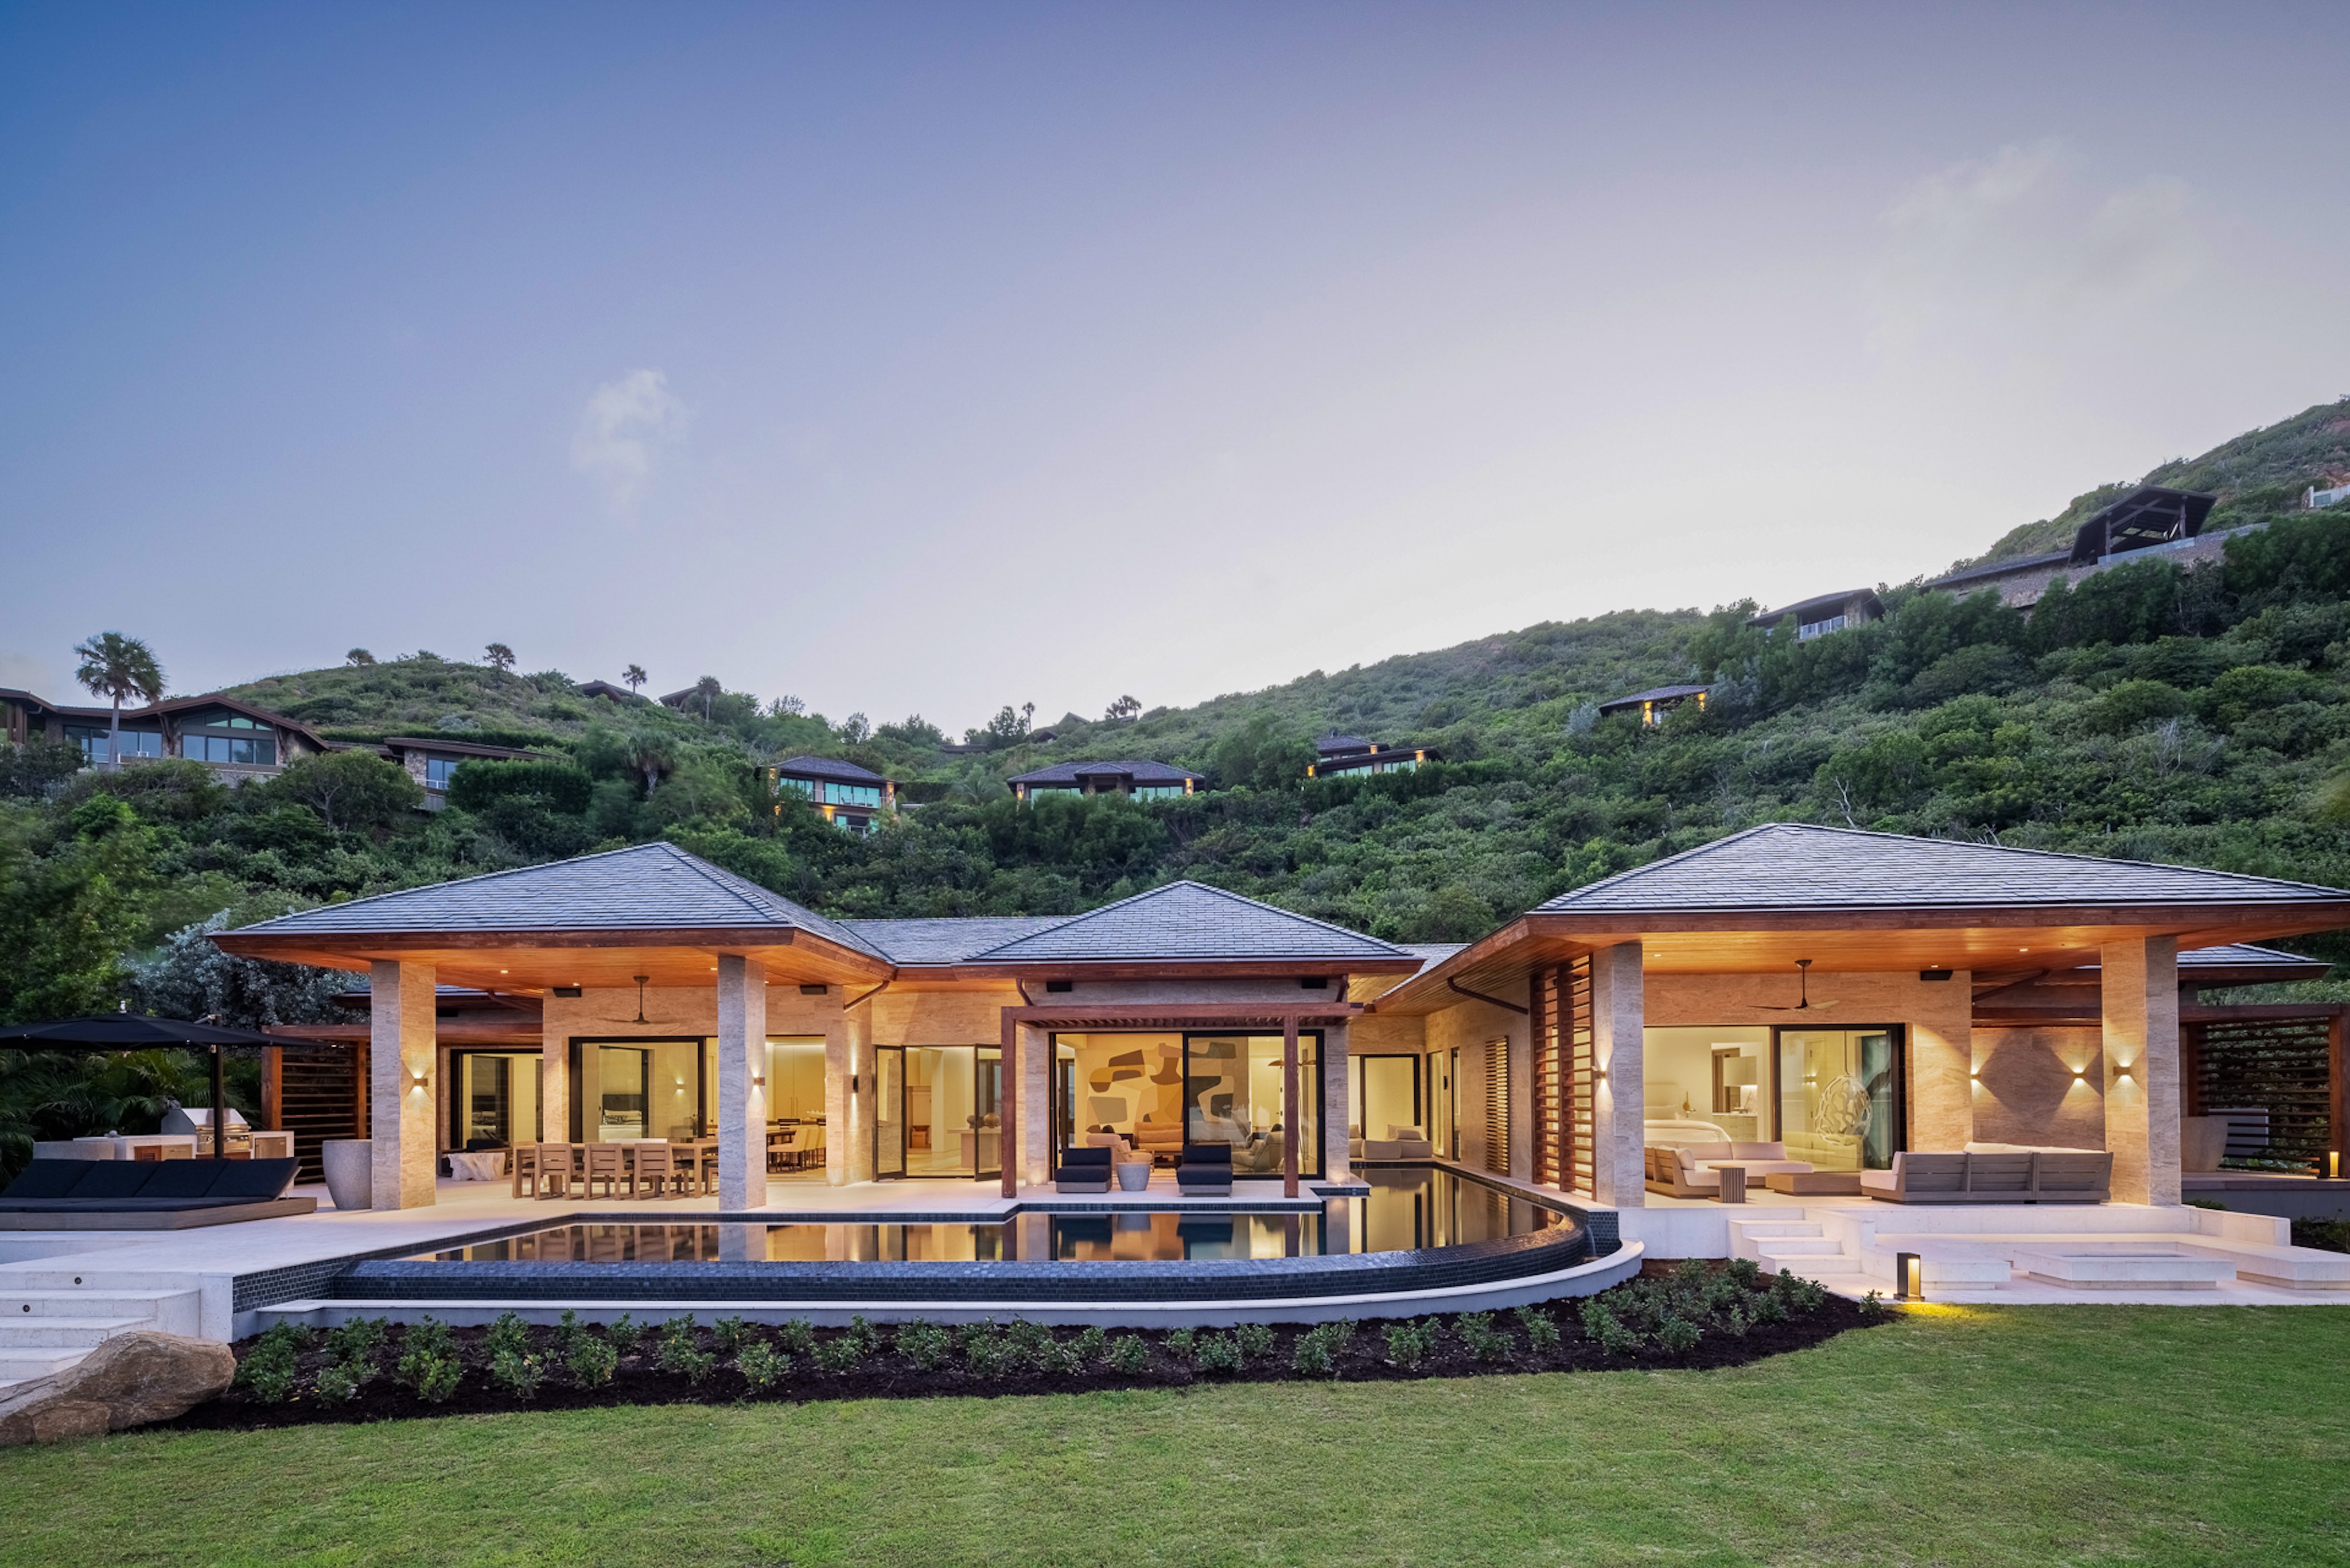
[165,1260,1887,1432]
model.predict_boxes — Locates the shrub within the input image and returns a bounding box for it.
[567,1334,618,1388]
[1656,1314,1702,1356]
[491,1348,544,1400]
[1725,1258,1761,1286]
[485,1312,531,1361]
[1107,1334,1150,1375]
[552,1309,586,1356]
[845,1316,883,1356]
[964,1330,1017,1378]
[236,1333,302,1404]
[1005,1319,1056,1368]
[1293,1321,1354,1379]
[414,1353,463,1403]
[897,1319,952,1372]
[605,1313,644,1352]
[1165,1328,1196,1356]
[313,1363,360,1405]
[1514,1305,1561,1352]
[1193,1333,1243,1375]
[711,1316,751,1355]
[1070,1325,1108,1364]
[1771,1270,1827,1313]
[1578,1301,1643,1356]
[657,1320,718,1383]
[1385,1320,1437,1368]
[1234,1322,1275,1363]
[1455,1312,1512,1363]
[395,1319,457,1392]
[813,1335,865,1374]
[777,1318,816,1355]
[737,1341,791,1391]
[403,1317,456,1361]
[325,1317,388,1370]
[1859,1290,1885,1316]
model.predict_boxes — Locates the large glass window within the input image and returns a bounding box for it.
[764,1036,827,1178]
[575,1038,706,1142]
[820,782,882,807]
[1131,784,1186,800]
[65,726,163,762]
[184,733,276,765]
[1641,1026,1772,1145]
[424,756,459,789]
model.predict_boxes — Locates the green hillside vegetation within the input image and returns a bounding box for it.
[1969,395,2350,565]
[10,398,2350,1088]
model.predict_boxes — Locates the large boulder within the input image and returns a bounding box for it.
[0,1332,235,1445]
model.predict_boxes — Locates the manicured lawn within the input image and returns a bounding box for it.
[3,1306,2347,1567]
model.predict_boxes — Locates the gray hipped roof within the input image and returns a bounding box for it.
[1009,759,1204,786]
[229,842,882,956]
[773,754,886,785]
[966,881,1411,964]
[1536,823,2350,915]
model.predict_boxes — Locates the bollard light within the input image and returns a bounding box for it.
[1896,1251,1923,1302]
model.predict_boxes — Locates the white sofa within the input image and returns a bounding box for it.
[1361,1123,1435,1160]
[1645,1141,1815,1196]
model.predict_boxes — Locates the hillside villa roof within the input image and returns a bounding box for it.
[946,881,1418,974]
[213,841,890,989]
[1373,823,2350,1011]
[575,680,649,703]
[840,916,1072,966]
[772,754,887,785]
[1596,684,1708,716]
[2071,486,2217,565]
[1007,759,1204,787]
[0,687,327,746]
[382,737,553,761]
[1316,733,1376,756]
[1744,589,1883,630]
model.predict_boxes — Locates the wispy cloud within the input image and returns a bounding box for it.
[1868,141,2205,352]
[571,369,689,513]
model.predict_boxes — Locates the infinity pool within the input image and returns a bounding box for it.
[408,1168,1567,1265]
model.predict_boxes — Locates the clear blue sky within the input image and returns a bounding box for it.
[3,2,2346,732]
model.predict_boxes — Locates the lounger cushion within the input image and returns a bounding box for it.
[67,1162,157,1200]
[1059,1146,1112,1169]
[1858,1169,1897,1192]
[136,1160,229,1199]
[208,1158,301,1200]
[0,1161,98,1201]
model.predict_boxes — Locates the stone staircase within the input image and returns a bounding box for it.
[1725,1216,1863,1280]
[0,1271,203,1391]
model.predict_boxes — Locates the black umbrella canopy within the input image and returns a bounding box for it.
[0,1014,279,1157]
[0,1015,277,1048]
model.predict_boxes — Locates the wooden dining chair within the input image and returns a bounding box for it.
[510,1141,540,1199]
[583,1143,626,1200]
[531,1142,579,1200]
[632,1143,676,1200]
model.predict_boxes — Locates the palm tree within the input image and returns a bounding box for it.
[484,643,516,673]
[692,675,722,720]
[623,664,648,694]
[72,632,164,771]
[625,729,675,795]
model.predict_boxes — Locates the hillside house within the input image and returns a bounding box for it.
[1745,589,1883,642]
[0,688,326,780]
[1306,733,1437,780]
[1921,485,2233,609]
[382,737,557,810]
[765,754,894,835]
[1007,760,1203,801]
[1597,684,1709,727]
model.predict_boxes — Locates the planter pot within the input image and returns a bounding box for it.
[321,1139,373,1211]
[2181,1116,2228,1174]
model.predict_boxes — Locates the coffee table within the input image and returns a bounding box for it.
[1764,1170,1863,1196]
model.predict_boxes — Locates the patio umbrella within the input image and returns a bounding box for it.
[0,1013,279,1158]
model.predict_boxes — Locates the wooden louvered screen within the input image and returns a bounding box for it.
[1533,966,1561,1186]
[270,1046,364,1185]
[1562,956,1595,1196]
[1483,1037,1509,1176]
[2191,1017,2338,1169]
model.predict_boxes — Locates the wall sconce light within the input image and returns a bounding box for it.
[2113,1065,2131,1081]
[1593,1067,1608,1083]
[1896,1251,1923,1302]
[851,1074,861,1094]
[2071,1068,2086,1080]
[2329,1150,2340,1180]
[1968,1065,1981,1080]
[752,1076,765,1088]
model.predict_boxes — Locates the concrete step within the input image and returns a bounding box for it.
[1725,1219,1822,1239]
[0,1289,198,1321]
[0,1316,157,1349]
[3,1269,202,1292]
[1758,1247,1859,1275]
[1748,1236,1843,1256]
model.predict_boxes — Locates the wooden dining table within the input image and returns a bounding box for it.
[528,1138,720,1198]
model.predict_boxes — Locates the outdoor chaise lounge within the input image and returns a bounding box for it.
[0,1157,312,1229]
[1175,1142,1234,1196]
[1053,1145,1113,1193]
[1859,1147,2112,1204]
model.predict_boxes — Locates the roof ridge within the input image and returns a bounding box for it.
[961,878,1410,962]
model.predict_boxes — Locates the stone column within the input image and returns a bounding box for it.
[1321,1021,1351,1184]
[1909,968,1975,1153]
[715,955,768,1209]
[368,959,437,1209]
[1591,941,1644,1208]
[824,1007,854,1186]
[1020,1022,1051,1188]
[2102,935,2181,1205]
[539,1030,567,1146]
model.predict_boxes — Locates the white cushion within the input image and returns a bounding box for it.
[1387,1125,1425,1141]
[1688,1142,1734,1162]
[1858,1169,1897,1192]
[1732,1141,1786,1160]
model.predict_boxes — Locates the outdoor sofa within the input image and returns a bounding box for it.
[1360,1124,1435,1161]
[0,1157,312,1229]
[1643,1141,1814,1197]
[1859,1146,2112,1204]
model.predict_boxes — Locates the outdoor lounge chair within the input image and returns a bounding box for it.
[1175,1142,1234,1196]
[0,1157,312,1229]
[1053,1145,1113,1193]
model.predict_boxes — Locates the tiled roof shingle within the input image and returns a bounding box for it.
[1537,824,2350,914]
[839,916,1074,966]
[229,842,883,956]
[966,881,1410,963]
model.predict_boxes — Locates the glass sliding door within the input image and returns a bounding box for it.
[450,1052,542,1148]
[1184,1033,1321,1180]
[1351,1055,1421,1149]
[1775,1028,1905,1171]
[764,1037,827,1178]
[873,1047,905,1179]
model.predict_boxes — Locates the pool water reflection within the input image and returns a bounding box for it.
[410,1168,1565,1265]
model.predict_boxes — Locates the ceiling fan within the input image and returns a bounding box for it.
[1757,958,1838,1012]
